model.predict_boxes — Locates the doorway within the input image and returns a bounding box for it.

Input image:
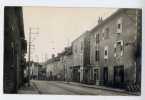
[103,67,108,85]
[114,65,124,88]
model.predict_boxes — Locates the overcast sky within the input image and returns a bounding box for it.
[23,7,117,62]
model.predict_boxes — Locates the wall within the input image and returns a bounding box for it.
[46,58,64,81]
[90,9,140,87]
[4,7,26,93]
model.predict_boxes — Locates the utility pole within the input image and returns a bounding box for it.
[28,28,31,86]
[28,27,39,86]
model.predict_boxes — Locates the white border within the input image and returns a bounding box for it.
[0,0,145,100]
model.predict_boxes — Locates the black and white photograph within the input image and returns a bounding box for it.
[3,6,142,96]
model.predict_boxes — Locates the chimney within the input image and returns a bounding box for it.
[98,17,103,24]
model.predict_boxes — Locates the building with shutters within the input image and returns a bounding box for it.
[89,8,141,91]
[71,31,91,83]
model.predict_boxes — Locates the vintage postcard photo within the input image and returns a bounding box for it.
[3,6,142,96]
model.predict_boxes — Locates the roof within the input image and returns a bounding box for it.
[89,8,138,33]
[72,30,90,44]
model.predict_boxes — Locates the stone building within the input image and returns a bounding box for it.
[72,31,91,83]
[45,46,73,82]
[38,64,46,80]
[46,55,65,81]
[62,46,73,82]
[89,8,141,89]
[4,7,27,93]
[30,62,40,80]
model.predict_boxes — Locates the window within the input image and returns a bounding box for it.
[95,33,99,44]
[102,29,105,40]
[81,41,83,51]
[95,50,99,61]
[114,40,124,57]
[114,44,117,57]
[105,28,109,39]
[104,46,108,59]
[116,18,122,33]
[75,45,77,53]
[102,28,110,40]
[118,24,121,29]
[105,50,107,55]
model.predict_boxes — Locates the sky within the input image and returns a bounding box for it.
[23,7,117,63]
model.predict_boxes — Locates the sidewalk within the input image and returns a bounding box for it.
[17,81,39,94]
[63,81,140,96]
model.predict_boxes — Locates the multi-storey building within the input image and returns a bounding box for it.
[90,8,141,89]
[30,62,42,80]
[4,7,27,93]
[45,46,73,81]
[62,46,73,82]
[46,55,65,81]
[72,31,91,83]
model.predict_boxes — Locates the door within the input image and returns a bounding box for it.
[73,67,80,82]
[83,69,90,83]
[114,65,124,88]
[94,69,99,85]
[103,67,108,85]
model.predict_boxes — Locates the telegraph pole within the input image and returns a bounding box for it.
[28,28,31,86]
[28,27,39,86]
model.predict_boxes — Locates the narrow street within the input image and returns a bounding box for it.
[32,80,130,95]
[3,7,141,96]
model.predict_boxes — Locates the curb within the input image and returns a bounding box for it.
[63,82,140,96]
[31,81,42,94]
[18,82,40,94]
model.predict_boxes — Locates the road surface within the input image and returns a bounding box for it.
[32,80,130,95]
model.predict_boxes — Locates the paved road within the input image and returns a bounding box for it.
[32,80,130,95]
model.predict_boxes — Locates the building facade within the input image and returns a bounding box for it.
[72,31,91,83]
[90,8,141,89]
[62,47,73,82]
[44,8,141,91]
[4,7,27,93]
[30,62,42,80]
[46,56,65,81]
[45,46,73,82]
